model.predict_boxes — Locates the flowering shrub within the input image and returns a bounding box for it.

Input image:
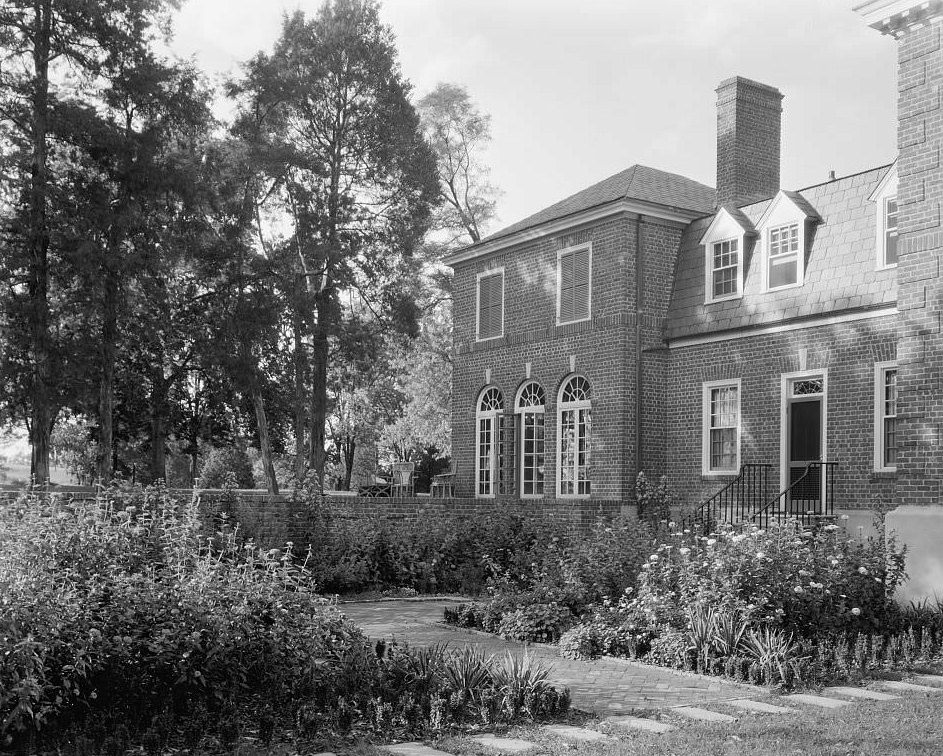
[0,487,571,752]
[621,520,906,638]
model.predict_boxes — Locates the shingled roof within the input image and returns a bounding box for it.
[667,164,897,341]
[478,164,717,245]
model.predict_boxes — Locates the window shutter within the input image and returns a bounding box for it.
[573,248,590,320]
[478,273,503,338]
[559,251,574,322]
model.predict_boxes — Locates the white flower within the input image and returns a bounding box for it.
[756,552,765,559]
[851,607,862,616]
[809,581,823,589]
[793,586,804,594]
[649,554,659,562]
[858,566,868,575]
[706,538,717,546]
[840,514,850,521]
[830,559,839,566]
[679,547,690,556]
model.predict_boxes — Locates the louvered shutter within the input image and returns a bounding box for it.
[559,251,574,323]
[478,272,503,339]
[573,248,590,320]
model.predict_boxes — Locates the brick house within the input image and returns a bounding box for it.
[445,1,943,599]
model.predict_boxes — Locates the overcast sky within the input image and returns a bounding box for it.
[169,0,897,236]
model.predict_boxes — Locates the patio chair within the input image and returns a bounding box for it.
[391,461,415,497]
[430,461,456,498]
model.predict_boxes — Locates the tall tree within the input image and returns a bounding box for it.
[231,0,439,485]
[417,82,500,245]
[0,0,180,482]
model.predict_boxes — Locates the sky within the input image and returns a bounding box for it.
[169,0,898,236]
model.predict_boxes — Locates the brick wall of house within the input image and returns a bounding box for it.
[896,15,943,507]
[451,212,689,503]
[452,215,637,501]
[666,315,899,510]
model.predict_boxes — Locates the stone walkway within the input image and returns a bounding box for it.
[338,599,747,712]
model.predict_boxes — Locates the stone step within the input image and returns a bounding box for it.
[541,725,613,744]
[914,674,943,688]
[783,693,853,709]
[880,680,943,693]
[603,715,675,734]
[673,706,736,723]
[470,735,538,754]
[727,698,797,714]
[823,686,899,701]
[384,744,451,756]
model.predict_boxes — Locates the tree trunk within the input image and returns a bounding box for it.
[308,294,330,483]
[251,386,279,494]
[292,273,307,480]
[96,266,119,483]
[28,1,53,485]
[149,373,168,483]
[343,438,355,490]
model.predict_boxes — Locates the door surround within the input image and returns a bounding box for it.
[779,368,828,494]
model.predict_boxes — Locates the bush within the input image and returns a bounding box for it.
[198,445,255,489]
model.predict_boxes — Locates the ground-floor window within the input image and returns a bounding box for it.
[476,386,503,497]
[516,382,545,497]
[558,375,591,497]
[702,379,740,474]
[874,362,898,472]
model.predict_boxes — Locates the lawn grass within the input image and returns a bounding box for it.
[437,690,943,756]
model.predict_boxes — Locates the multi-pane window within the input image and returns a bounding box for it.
[711,238,740,300]
[884,197,898,267]
[703,380,740,474]
[516,382,545,498]
[558,246,591,324]
[767,223,800,289]
[874,363,898,471]
[558,376,591,497]
[476,387,503,496]
[477,270,504,340]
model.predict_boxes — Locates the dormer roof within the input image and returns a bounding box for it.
[698,205,757,245]
[755,189,822,230]
[867,158,898,202]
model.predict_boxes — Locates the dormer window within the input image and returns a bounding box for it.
[711,239,740,299]
[700,206,754,304]
[883,197,898,267]
[755,190,821,293]
[870,161,898,270]
[767,223,800,289]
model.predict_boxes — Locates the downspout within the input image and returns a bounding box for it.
[635,216,644,487]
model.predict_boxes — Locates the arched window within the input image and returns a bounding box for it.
[476,386,503,497]
[516,382,546,498]
[558,375,591,497]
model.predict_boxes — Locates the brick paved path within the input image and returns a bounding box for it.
[339,599,748,713]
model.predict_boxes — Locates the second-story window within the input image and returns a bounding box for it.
[767,223,800,290]
[711,238,740,300]
[884,197,898,267]
[557,245,591,324]
[476,269,504,340]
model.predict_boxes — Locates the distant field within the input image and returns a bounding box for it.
[0,461,76,486]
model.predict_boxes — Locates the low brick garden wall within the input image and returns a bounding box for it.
[0,485,635,549]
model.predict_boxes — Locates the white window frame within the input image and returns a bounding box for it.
[701,378,741,476]
[475,386,503,498]
[765,222,803,291]
[515,382,546,499]
[880,196,899,270]
[475,267,505,342]
[556,243,593,326]
[873,361,898,472]
[706,237,743,303]
[870,163,899,271]
[556,375,592,499]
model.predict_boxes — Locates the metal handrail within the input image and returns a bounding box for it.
[751,460,838,528]
[685,463,772,532]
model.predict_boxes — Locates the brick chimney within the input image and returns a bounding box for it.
[716,76,784,207]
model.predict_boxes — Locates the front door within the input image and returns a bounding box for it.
[784,375,825,514]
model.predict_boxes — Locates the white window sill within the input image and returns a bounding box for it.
[557,315,591,327]
[705,293,743,305]
[475,334,504,343]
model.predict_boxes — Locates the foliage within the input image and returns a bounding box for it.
[0,487,571,752]
[198,445,256,489]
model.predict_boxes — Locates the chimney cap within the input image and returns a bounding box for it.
[715,76,784,99]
